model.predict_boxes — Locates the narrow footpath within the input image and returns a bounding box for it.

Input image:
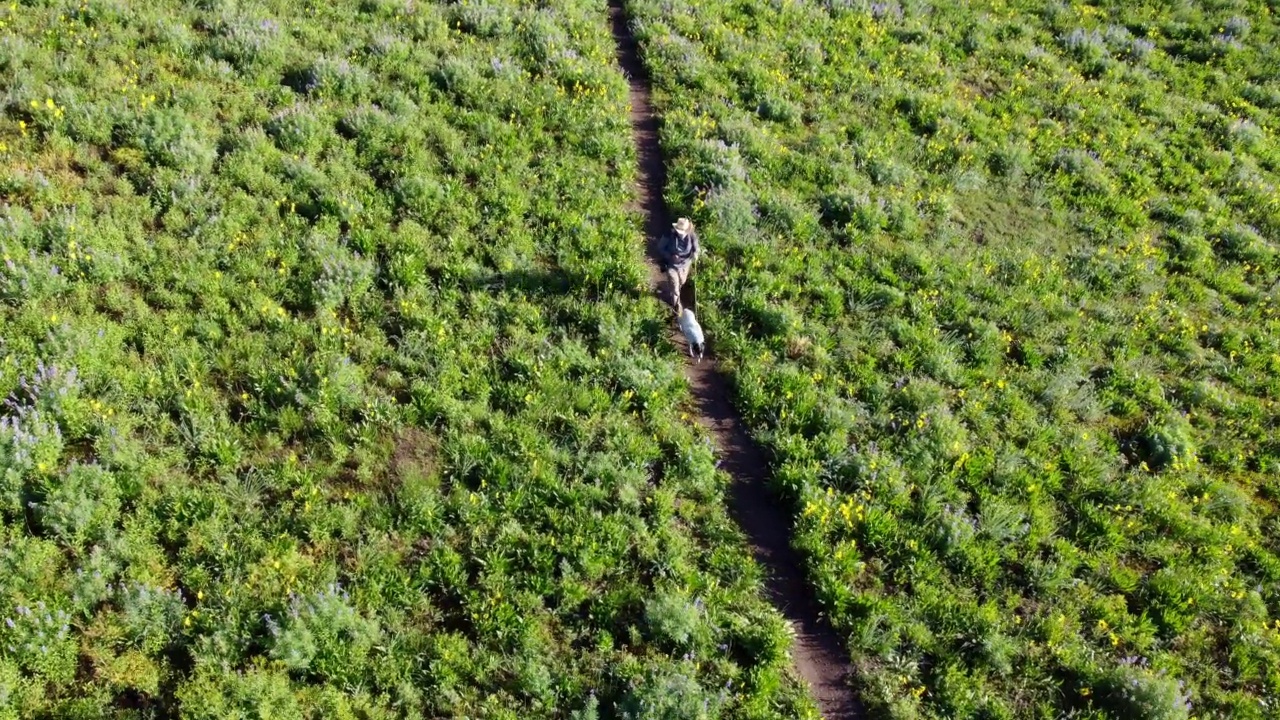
[606,2,862,717]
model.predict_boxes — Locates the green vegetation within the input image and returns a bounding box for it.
[625,0,1280,717]
[0,0,816,716]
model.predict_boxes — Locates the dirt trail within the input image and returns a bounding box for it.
[607,2,861,717]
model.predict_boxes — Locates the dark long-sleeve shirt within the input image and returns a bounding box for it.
[658,230,699,270]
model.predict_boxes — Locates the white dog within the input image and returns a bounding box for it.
[678,308,705,362]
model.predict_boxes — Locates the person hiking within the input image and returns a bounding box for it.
[659,217,700,314]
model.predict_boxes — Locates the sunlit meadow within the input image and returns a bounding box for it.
[0,0,819,717]
[625,0,1280,717]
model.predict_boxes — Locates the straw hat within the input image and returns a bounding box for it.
[673,217,694,235]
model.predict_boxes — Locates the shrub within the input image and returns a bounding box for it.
[310,237,375,312]
[0,408,64,517]
[176,666,303,720]
[286,56,373,103]
[1099,660,1192,720]
[1136,415,1196,472]
[644,592,706,650]
[134,109,218,176]
[265,583,381,684]
[114,581,185,655]
[30,463,120,549]
[206,14,287,71]
[617,663,729,720]
[266,105,330,156]
[1,601,76,683]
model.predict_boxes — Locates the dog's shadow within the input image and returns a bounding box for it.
[679,275,697,314]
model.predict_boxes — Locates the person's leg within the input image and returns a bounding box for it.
[666,266,683,313]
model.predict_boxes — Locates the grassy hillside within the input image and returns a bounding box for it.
[0,0,816,717]
[625,0,1280,717]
